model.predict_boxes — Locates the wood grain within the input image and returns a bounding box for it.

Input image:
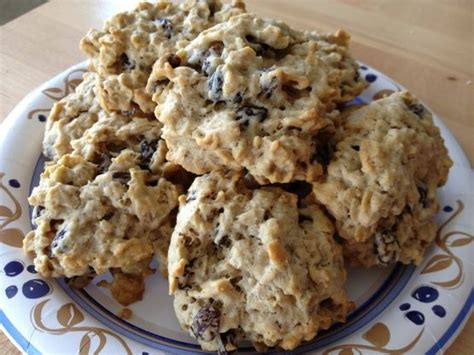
[0,0,472,353]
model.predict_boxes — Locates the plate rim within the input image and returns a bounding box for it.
[0,61,472,354]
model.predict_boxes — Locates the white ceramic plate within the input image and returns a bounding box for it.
[0,62,472,354]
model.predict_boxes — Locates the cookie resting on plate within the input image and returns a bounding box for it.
[24,153,180,304]
[147,12,366,184]
[168,171,351,351]
[313,91,452,266]
[80,0,245,113]
[25,71,196,304]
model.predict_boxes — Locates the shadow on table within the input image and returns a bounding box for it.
[0,0,48,26]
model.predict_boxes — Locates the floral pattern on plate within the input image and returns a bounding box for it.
[0,62,472,354]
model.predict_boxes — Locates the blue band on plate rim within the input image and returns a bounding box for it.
[28,154,419,353]
[1,288,472,354]
[0,309,41,355]
[2,63,469,354]
[55,262,415,353]
[426,288,474,355]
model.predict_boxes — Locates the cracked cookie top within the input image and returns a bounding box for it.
[168,171,351,351]
[80,0,246,113]
[148,13,366,183]
[24,154,180,281]
[313,91,452,266]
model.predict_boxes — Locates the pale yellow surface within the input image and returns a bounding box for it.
[0,0,472,353]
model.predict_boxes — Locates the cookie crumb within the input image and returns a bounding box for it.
[118,308,133,320]
[96,280,110,288]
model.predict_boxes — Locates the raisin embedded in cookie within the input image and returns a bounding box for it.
[313,91,452,266]
[80,0,245,113]
[168,171,351,351]
[24,154,180,294]
[43,72,193,184]
[29,73,185,293]
[148,13,366,183]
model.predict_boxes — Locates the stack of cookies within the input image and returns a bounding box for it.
[24,0,452,352]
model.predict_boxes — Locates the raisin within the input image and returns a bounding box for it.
[351,145,360,151]
[139,139,158,169]
[49,228,67,257]
[334,234,344,245]
[32,205,45,221]
[156,18,173,39]
[167,54,181,68]
[215,235,231,248]
[311,144,333,166]
[120,53,135,71]
[208,1,217,16]
[102,211,114,221]
[236,106,268,127]
[217,330,237,354]
[245,35,274,57]
[208,66,224,102]
[112,171,131,184]
[202,57,212,75]
[374,232,400,264]
[191,305,220,342]
[417,185,428,208]
[260,76,278,99]
[408,103,425,118]
[232,91,243,104]
[243,173,260,189]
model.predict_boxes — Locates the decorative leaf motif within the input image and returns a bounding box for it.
[421,254,452,274]
[363,322,390,348]
[0,206,13,218]
[68,79,83,91]
[449,237,472,247]
[57,303,84,328]
[79,333,92,355]
[33,299,133,354]
[42,87,64,100]
[0,228,23,248]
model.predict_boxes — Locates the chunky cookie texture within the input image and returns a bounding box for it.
[313,92,452,266]
[28,72,192,303]
[43,72,192,189]
[148,13,366,184]
[24,154,180,286]
[80,0,245,113]
[168,171,351,351]
[43,72,164,167]
[43,73,100,161]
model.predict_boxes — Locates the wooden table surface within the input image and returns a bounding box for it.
[0,0,472,354]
